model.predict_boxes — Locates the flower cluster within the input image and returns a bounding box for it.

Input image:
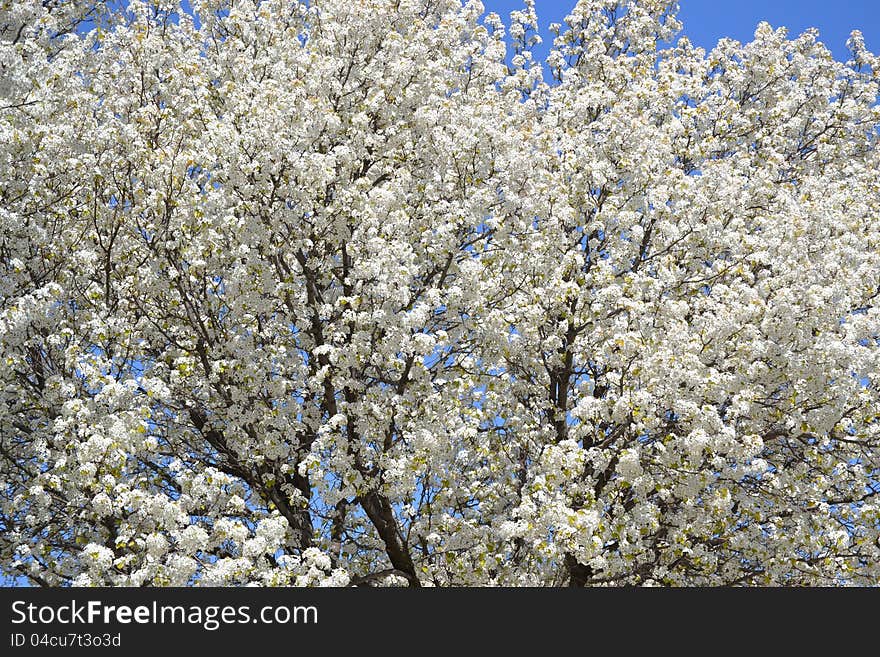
[2,0,879,586]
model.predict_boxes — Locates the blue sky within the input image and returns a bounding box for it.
[482,0,880,63]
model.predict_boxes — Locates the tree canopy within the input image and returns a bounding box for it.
[2,0,879,586]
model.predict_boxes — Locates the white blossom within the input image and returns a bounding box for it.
[1,0,879,588]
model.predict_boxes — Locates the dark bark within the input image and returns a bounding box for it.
[565,554,594,587]
[358,490,420,587]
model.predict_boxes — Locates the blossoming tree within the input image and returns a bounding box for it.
[2,0,879,586]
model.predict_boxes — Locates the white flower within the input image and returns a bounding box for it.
[177,525,209,553]
[616,449,643,480]
[145,533,168,558]
[82,544,114,571]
